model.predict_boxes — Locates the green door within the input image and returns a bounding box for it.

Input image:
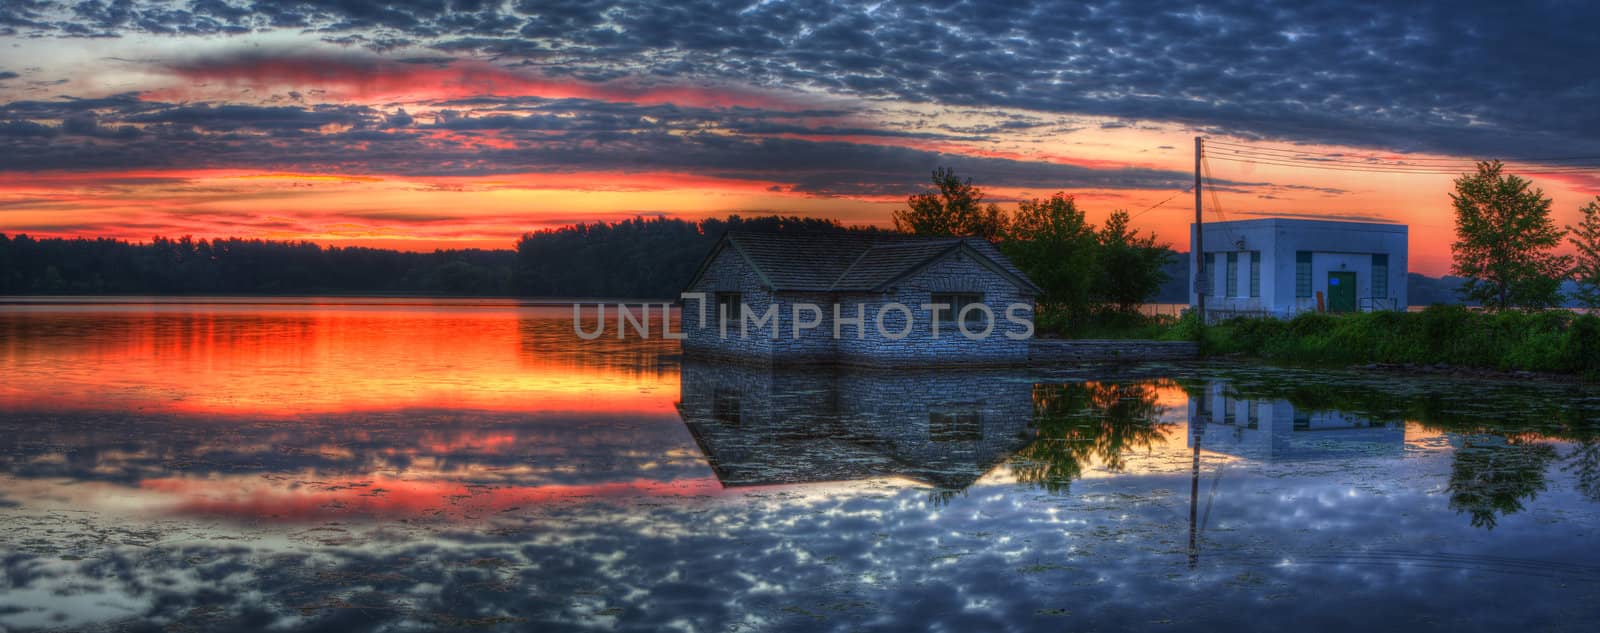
[1327,271,1357,312]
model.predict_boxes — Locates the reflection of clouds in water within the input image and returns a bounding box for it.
[5,459,1600,632]
[0,410,704,491]
[5,348,1600,630]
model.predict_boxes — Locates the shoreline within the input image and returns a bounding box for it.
[0,294,674,306]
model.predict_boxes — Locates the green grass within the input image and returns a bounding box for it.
[1196,305,1600,376]
[1035,306,1178,340]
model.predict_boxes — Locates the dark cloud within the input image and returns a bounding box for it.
[19,0,1588,158]
[0,96,1205,194]
[4,0,1595,192]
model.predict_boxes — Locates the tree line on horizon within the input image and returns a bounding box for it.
[0,217,872,298]
[10,160,1589,309]
[0,217,1479,304]
[0,234,518,295]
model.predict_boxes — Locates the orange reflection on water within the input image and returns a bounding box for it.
[0,301,680,416]
[138,475,726,522]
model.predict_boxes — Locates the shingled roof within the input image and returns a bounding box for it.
[686,231,1041,294]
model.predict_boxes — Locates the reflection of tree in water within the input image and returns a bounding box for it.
[1448,435,1560,529]
[1010,381,1174,494]
[1197,370,1600,529]
[1563,440,1600,502]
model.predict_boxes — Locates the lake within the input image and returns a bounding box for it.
[1,298,1598,632]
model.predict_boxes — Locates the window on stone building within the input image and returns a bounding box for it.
[715,292,742,324]
[712,389,741,426]
[930,292,985,326]
[930,406,982,442]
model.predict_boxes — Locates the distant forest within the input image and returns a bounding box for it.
[1,216,1476,302]
[0,216,872,297]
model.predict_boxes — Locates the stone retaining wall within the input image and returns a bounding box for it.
[1028,339,1199,364]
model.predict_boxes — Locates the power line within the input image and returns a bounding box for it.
[1201,154,1241,249]
[1128,189,1186,221]
[1204,142,1600,174]
[1204,140,1600,166]
[1208,151,1600,174]
[1206,152,1600,175]
[1206,146,1600,172]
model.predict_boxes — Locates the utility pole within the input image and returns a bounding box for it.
[1194,136,1205,324]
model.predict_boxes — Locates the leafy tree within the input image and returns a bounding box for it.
[893,167,1008,240]
[1096,209,1174,313]
[1568,196,1600,309]
[1002,193,1100,323]
[1450,161,1571,310]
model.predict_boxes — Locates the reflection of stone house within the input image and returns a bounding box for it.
[682,231,1041,366]
[1186,382,1404,460]
[676,359,1035,489]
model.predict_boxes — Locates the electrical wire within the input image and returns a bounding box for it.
[1203,142,1600,175]
[1204,140,1600,166]
[1128,189,1186,222]
[1207,153,1600,175]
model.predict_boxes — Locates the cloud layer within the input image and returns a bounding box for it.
[4,0,1597,157]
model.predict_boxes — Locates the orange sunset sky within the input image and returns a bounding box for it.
[2,2,1598,276]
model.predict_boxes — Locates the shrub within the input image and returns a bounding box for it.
[1192,307,1598,377]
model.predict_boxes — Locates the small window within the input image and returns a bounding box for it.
[930,292,985,325]
[1225,253,1239,297]
[715,292,741,323]
[1293,411,1311,431]
[930,407,982,442]
[712,389,741,426]
[1372,254,1389,300]
[1249,252,1261,298]
[1295,252,1313,298]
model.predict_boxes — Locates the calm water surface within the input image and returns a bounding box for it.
[1,299,1598,632]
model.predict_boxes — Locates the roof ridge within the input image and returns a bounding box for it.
[826,243,882,292]
[867,238,963,248]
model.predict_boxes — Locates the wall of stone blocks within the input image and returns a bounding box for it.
[1028,340,1200,364]
[834,252,1035,367]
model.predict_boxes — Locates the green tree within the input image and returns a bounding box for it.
[893,167,1008,240]
[1450,161,1571,310]
[1096,209,1174,313]
[1568,196,1600,309]
[1002,193,1100,324]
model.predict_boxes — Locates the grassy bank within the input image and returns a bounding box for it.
[1035,306,1179,340]
[1196,305,1600,376]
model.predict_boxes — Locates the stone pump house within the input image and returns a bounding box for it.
[681,231,1042,366]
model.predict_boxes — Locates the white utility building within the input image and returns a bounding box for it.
[1189,218,1407,318]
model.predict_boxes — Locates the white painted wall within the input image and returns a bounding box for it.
[1190,219,1407,318]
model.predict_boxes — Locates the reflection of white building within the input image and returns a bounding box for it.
[1186,382,1404,461]
[1190,218,1408,318]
